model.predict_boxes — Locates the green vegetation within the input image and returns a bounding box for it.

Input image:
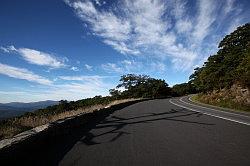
[33,96,117,117]
[172,83,197,96]
[109,74,172,98]
[189,23,250,111]
[190,23,250,91]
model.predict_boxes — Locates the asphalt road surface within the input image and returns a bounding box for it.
[59,96,250,166]
[1,97,249,166]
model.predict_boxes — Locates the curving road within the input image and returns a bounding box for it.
[1,97,249,166]
[170,96,250,126]
[59,96,250,166]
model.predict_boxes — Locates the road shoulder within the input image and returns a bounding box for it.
[169,96,250,126]
[189,95,250,117]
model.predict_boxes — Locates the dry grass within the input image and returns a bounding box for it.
[194,86,250,112]
[49,104,104,122]
[0,99,139,140]
[0,126,24,138]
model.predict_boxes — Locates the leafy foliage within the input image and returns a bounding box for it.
[33,96,118,116]
[190,23,250,92]
[172,82,197,96]
[110,74,171,98]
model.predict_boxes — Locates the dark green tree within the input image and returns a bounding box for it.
[172,82,197,96]
[113,74,171,98]
[109,89,121,98]
[189,23,250,92]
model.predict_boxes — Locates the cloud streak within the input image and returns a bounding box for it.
[0,72,115,102]
[0,63,52,85]
[101,59,167,74]
[1,45,66,68]
[65,0,245,71]
[59,75,104,85]
[84,64,93,71]
[101,63,123,73]
[192,0,216,42]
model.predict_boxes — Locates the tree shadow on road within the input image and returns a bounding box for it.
[0,100,147,166]
[0,99,214,166]
[80,108,214,145]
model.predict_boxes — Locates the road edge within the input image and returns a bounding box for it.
[189,94,250,116]
[169,97,250,126]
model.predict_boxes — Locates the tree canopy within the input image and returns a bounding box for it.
[189,23,250,92]
[172,82,197,96]
[110,74,171,98]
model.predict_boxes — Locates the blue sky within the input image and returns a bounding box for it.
[0,0,249,103]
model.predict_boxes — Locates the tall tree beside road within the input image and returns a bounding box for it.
[189,23,250,92]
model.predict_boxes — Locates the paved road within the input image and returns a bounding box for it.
[59,97,250,166]
[170,96,250,125]
[1,97,249,166]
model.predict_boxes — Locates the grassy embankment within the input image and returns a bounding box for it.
[0,98,138,140]
[192,91,250,112]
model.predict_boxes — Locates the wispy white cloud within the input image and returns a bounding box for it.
[103,40,140,55]
[171,0,192,34]
[94,0,101,6]
[101,63,123,73]
[171,0,186,18]
[66,0,131,44]
[101,60,144,74]
[0,63,52,85]
[0,74,116,102]
[227,17,242,34]
[101,59,168,74]
[224,0,235,14]
[120,60,142,72]
[65,0,245,71]
[175,19,192,34]
[70,66,79,71]
[59,75,104,84]
[62,2,167,50]
[64,0,195,70]
[47,75,114,100]
[0,91,27,95]
[0,45,16,53]
[57,76,112,96]
[0,81,111,103]
[192,0,216,42]
[94,0,106,6]
[55,82,106,96]
[150,62,166,73]
[84,64,93,71]
[1,45,67,68]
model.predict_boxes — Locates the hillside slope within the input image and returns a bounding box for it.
[0,100,58,120]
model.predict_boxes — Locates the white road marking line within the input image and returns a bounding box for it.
[180,96,250,118]
[169,99,250,126]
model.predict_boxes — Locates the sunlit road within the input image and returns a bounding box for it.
[59,97,250,166]
[1,97,250,166]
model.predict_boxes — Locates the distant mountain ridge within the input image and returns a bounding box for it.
[0,100,58,120]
